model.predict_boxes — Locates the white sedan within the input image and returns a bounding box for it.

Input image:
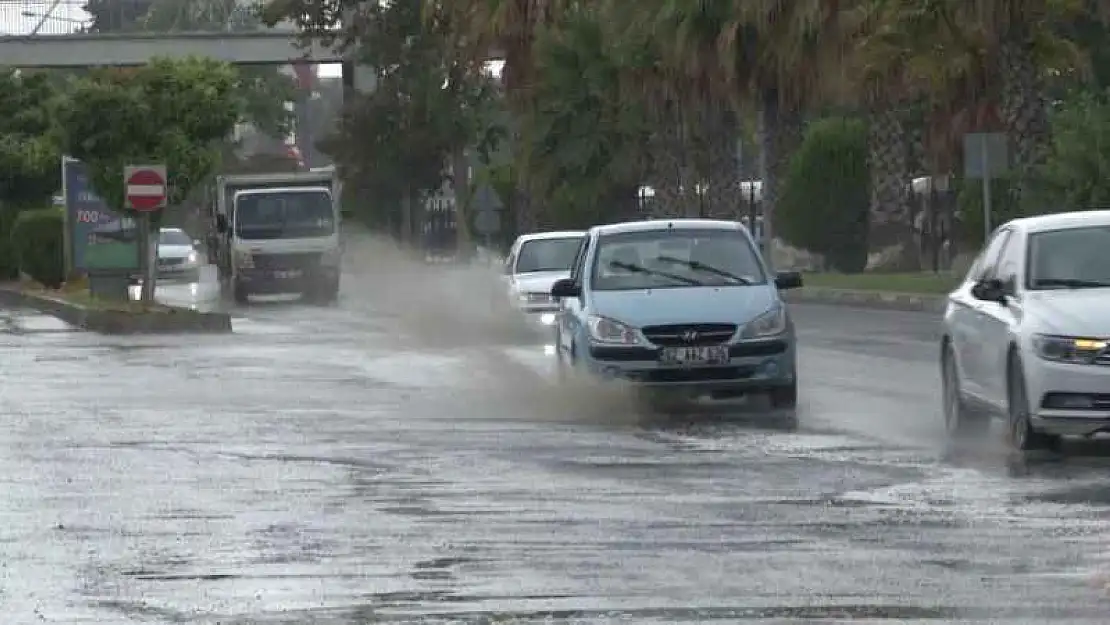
[157,227,201,282]
[502,230,585,326]
[941,210,1110,452]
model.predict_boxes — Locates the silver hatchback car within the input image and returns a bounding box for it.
[550,219,803,415]
[941,211,1110,452]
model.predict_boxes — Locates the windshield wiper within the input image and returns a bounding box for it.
[609,261,701,286]
[1033,277,1110,289]
[655,255,753,284]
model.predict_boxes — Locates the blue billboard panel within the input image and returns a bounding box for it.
[63,157,134,273]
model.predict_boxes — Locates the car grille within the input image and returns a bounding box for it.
[641,323,737,347]
[159,257,187,267]
[253,252,321,270]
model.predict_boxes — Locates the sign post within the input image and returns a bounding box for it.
[123,165,168,302]
[471,183,504,255]
[963,133,1008,243]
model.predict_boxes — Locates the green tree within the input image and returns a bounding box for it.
[0,70,65,279]
[1027,89,1110,212]
[778,117,871,273]
[83,0,293,137]
[59,57,242,301]
[269,0,501,244]
[521,7,649,228]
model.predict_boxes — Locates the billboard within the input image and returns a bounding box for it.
[62,156,134,273]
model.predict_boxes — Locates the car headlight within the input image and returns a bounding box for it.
[1033,334,1107,364]
[740,306,787,339]
[587,315,642,345]
[186,250,198,265]
[518,292,551,305]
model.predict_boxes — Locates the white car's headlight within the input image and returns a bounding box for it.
[1033,334,1107,363]
[517,292,551,305]
[587,315,642,345]
[186,250,198,265]
[740,306,787,339]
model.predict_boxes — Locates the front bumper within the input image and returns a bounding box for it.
[157,262,200,281]
[1028,359,1110,436]
[581,338,795,394]
[237,265,339,294]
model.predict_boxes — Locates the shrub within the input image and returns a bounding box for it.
[12,207,65,287]
[0,207,17,280]
[777,116,870,273]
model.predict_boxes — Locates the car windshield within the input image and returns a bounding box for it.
[159,230,192,246]
[590,228,766,291]
[1027,225,1110,290]
[235,190,335,240]
[515,236,582,273]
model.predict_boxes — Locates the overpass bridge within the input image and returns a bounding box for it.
[0,0,342,67]
[0,0,502,68]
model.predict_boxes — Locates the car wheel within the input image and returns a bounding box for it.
[941,345,989,439]
[1006,352,1061,452]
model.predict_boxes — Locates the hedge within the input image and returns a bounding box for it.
[0,207,17,280]
[12,207,65,288]
[777,116,871,273]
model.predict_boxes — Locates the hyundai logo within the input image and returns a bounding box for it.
[681,330,699,342]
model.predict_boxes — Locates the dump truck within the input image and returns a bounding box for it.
[206,168,342,304]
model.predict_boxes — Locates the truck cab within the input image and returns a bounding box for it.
[213,171,342,304]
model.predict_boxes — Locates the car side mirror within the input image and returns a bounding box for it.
[774,270,803,290]
[193,239,201,247]
[971,277,1007,303]
[215,214,228,233]
[551,278,581,298]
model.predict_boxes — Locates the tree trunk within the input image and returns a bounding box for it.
[644,110,694,218]
[999,38,1050,209]
[451,148,474,260]
[757,86,802,267]
[867,106,916,268]
[702,109,740,221]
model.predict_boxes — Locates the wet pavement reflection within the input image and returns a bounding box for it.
[2,245,1110,623]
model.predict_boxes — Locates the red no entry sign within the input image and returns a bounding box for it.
[123,165,167,212]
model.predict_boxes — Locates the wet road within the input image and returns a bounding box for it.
[3,255,1110,623]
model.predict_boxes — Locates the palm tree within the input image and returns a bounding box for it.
[430,0,575,232]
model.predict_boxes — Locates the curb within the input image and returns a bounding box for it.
[0,287,232,334]
[782,287,946,313]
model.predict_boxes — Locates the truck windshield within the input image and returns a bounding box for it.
[234,190,334,240]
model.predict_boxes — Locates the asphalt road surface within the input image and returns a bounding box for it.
[3,249,1110,623]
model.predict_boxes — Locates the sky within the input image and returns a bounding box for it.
[0,1,505,80]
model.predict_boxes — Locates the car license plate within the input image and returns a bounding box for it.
[659,345,729,366]
[274,270,302,279]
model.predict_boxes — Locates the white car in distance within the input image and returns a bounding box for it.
[503,230,586,326]
[157,227,202,282]
[941,210,1110,452]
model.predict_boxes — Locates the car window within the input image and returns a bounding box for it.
[159,230,192,246]
[994,232,1023,286]
[970,228,1011,282]
[589,228,765,291]
[514,237,583,273]
[1026,225,1110,290]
